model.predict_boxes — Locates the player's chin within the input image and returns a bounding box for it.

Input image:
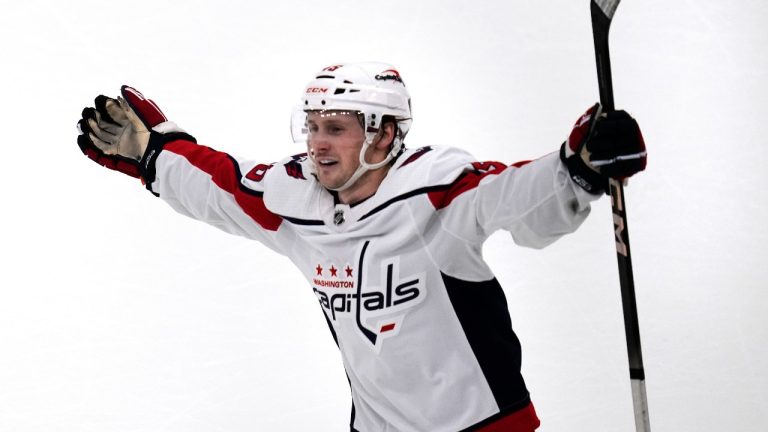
[317,172,345,190]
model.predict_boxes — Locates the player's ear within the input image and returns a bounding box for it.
[374,120,396,150]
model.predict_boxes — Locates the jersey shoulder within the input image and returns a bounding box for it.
[378,145,476,197]
[246,153,328,222]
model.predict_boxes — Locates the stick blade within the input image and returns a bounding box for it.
[593,0,621,19]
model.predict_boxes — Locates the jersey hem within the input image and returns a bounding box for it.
[460,399,540,432]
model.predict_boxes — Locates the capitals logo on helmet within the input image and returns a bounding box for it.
[375,69,405,85]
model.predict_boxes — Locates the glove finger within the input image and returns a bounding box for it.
[87,114,120,145]
[117,96,150,133]
[77,123,97,154]
[595,112,638,136]
[81,106,122,138]
[588,118,643,155]
[589,149,647,167]
[95,108,125,137]
[76,125,117,156]
[78,108,97,134]
[94,96,123,126]
[77,133,141,177]
[101,95,131,126]
[588,134,643,159]
[88,131,120,155]
[599,157,646,178]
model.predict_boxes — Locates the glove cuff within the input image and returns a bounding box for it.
[139,131,197,193]
[560,142,607,195]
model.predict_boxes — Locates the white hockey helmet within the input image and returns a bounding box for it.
[291,62,413,191]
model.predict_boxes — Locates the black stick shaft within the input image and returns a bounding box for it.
[590,1,651,430]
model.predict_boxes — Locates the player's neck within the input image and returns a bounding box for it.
[337,165,390,205]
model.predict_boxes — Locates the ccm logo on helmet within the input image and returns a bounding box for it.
[375,69,404,84]
[306,87,329,93]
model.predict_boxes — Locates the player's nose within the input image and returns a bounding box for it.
[309,133,333,154]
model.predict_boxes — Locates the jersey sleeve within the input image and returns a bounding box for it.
[144,137,286,253]
[428,151,600,249]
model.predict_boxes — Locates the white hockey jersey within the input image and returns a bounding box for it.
[146,140,598,431]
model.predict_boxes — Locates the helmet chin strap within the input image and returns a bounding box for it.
[326,136,401,192]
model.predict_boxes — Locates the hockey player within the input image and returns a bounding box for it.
[76,62,646,431]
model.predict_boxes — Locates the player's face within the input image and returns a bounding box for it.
[306,111,366,190]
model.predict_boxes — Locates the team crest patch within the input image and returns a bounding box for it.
[311,241,426,353]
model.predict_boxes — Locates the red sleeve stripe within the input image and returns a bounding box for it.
[164,140,283,231]
[428,161,510,210]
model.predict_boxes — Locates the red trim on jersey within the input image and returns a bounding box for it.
[427,160,536,210]
[473,402,540,432]
[165,140,283,231]
[511,160,532,168]
[427,161,509,210]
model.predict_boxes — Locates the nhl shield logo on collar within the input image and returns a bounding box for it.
[334,208,345,225]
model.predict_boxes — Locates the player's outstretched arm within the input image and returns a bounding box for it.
[441,104,647,249]
[76,86,285,249]
[560,103,647,194]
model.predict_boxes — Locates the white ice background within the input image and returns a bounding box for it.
[1,0,766,431]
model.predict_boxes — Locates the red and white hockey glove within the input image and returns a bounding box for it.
[560,103,647,194]
[77,86,195,183]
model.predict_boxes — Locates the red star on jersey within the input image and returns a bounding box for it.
[329,265,338,277]
[315,264,323,276]
[345,266,353,278]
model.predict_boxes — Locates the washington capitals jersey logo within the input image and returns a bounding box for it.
[312,241,426,353]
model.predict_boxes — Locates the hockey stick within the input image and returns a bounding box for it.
[589,1,651,431]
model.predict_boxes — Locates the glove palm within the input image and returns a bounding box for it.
[80,95,149,162]
[77,86,192,181]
